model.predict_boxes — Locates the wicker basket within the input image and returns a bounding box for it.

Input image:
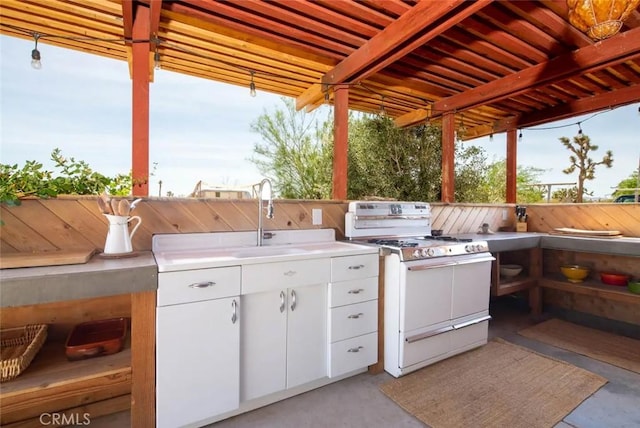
[1,324,48,382]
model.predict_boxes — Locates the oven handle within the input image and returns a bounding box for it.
[455,255,496,265]
[408,261,457,270]
[405,326,454,343]
[353,215,431,220]
[453,315,492,330]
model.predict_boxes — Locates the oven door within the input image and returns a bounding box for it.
[398,253,494,369]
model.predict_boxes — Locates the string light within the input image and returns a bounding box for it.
[489,133,493,142]
[577,122,583,135]
[30,33,41,69]
[249,71,257,97]
[518,129,523,141]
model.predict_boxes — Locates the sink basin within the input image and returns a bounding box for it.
[230,247,308,258]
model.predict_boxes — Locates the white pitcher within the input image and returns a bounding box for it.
[103,214,142,254]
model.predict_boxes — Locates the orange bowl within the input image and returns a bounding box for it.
[560,265,590,283]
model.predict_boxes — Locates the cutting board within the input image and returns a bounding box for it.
[0,249,95,269]
[551,227,622,238]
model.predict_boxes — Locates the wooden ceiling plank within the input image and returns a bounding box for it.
[363,0,412,17]
[492,84,640,134]
[272,0,378,38]
[224,0,366,48]
[166,2,343,61]
[434,27,640,114]
[161,12,334,71]
[324,0,488,84]
[186,0,353,55]
[500,0,592,49]
[314,0,395,27]
[610,63,640,83]
[2,0,123,36]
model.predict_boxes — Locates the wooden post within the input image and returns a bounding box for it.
[131,291,156,427]
[506,128,517,203]
[131,6,150,197]
[332,84,349,200]
[441,112,455,203]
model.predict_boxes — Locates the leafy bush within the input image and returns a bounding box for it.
[0,148,131,204]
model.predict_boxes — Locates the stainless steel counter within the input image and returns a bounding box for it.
[0,251,157,307]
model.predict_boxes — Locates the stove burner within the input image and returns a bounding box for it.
[367,239,418,248]
[422,235,473,243]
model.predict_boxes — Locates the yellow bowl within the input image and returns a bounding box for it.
[560,265,590,283]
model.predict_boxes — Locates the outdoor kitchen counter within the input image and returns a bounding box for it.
[454,232,640,256]
[0,251,157,308]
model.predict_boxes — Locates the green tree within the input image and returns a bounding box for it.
[611,170,640,199]
[478,160,545,203]
[249,97,333,199]
[559,134,613,202]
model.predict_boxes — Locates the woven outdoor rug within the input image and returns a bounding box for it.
[379,338,606,428]
[518,318,640,374]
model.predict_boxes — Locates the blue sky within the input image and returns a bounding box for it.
[1,35,638,198]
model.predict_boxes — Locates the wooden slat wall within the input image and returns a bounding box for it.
[1,198,639,253]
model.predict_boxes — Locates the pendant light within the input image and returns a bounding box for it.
[31,33,42,70]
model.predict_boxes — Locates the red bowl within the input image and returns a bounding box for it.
[600,272,630,286]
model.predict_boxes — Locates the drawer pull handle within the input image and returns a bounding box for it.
[284,270,297,277]
[348,264,365,270]
[279,291,286,313]
[348,313,364,319]
[231,299,238,324]
[188,281,215,289]
[347,288,365,294]
[290,290,297,311]
[347,346,364,353]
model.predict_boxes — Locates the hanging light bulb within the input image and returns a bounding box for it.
[577,122,583,135]
[518,129,523,141]
[154,46,161,70]
[323,84,330,104]
[249,71,257,97]
[489,133,494,142]
[379,95,386,116]
[31,33,42,70]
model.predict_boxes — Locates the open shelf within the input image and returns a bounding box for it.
[0,339,131,425]
[494,276,537,296]
[539,276,640,305]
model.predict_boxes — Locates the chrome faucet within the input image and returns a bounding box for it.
[254,178,274,246]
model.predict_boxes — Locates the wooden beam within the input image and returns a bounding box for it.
[395,27,640,127]
[149,0,162,37]
[435,27,640,113]
[298,0,491,111]
[491,83,640,134]
[132,5,150,197]
[332,85,349,200]
[506,129,517,204]
[130,291,156,427]
[441,112,455,203]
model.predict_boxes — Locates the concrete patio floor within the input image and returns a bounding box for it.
[209,296,640,428]
[93,296,640,427]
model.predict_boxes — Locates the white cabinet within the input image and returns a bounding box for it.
[156,267,241,428]
[241,260,329,402]
[327,254,379,377]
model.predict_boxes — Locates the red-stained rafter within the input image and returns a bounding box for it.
[297,0,492,110]
[397,27,640,127]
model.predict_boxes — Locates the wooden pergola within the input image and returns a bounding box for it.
[1,0,639,201]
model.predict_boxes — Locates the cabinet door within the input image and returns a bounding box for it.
[241,290,287,402]
[452,259,492,319]
[286,283,327,389]
[156,297,239,428]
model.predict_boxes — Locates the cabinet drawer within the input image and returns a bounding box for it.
[329,300,378,343]
[331,254,379,282]
[242,258,330,294]
[329,277,378,307]
[158,266,241,306]
[328,332,377,378]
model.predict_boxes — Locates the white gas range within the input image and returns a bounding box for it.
[345,201,494,377]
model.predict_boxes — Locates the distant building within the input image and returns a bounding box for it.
[189,181,253,199]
